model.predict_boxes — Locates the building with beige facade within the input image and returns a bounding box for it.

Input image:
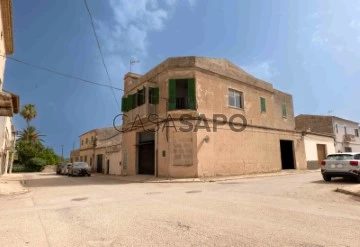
[295,114,360,153]
[121,56,307,178]
[70,126,122,175]
[0,0,19,176]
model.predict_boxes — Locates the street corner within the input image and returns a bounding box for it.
[0,175,29,196]
[335,184,360,197]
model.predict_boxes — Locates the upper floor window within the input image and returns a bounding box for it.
[344,126,347,135]
[335,124,338,134]
[355,129,359,137]
[86,138,88,144]
[282,103,287,118]
[81,140,84,146]
[149,87,159,104]
[228,89,243,109]
[121,87,156,112]
[260,97,266,113]
[168,78,196,110]
[91,136,94,142]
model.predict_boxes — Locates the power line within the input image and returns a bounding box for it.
[0,54,125,91]
[83,0,120,110]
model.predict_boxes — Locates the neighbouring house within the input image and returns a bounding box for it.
[299,131,336,169]
[121,56,307,178]
[0,0,19,176]
[70,126,122,175]
[295,114,360,153]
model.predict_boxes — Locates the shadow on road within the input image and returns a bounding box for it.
[23,174,134,188]
[311,177,358,185]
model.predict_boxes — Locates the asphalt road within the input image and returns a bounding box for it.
[0,172,359,247]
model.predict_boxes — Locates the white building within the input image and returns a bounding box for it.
[296,114,360,155]
[0,0,19,176]
[301,132,336,169]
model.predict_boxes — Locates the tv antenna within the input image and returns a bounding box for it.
[327,110,333,115]
[130,59,140,72]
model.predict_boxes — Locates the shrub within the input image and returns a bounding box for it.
[12,164,38,173]
[26,157,47,172]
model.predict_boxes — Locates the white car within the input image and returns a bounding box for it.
[61,163,73,175]
[321,152,360,182]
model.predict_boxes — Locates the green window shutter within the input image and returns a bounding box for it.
[127,94,133,110]
[187,78,196,110]
[168,79,176,110]
[121,96,127,112]
[153,87,159,104]
[260,97,266,112]
[282,103,287,118]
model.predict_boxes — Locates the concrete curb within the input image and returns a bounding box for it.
[114,170,320,184]
[0,174,29,197]
[335,187,360,197]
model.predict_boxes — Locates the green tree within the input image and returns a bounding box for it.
[18,126,45,142]
[20,104,37,128]
[16,140,44,165]
[38,147,60,165]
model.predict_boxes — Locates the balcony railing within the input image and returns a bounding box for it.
[343,134,356,143]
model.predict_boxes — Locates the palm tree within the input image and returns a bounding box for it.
[20,104,37,128]
[18,126,45,142]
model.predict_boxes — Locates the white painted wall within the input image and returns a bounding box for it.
[303,134,335,161]
[332,118,360,152]
[107,151,122,175]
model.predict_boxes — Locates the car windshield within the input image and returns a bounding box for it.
[326,154,354,160]
[74,163,88,168]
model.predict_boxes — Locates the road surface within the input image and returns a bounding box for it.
[0,172,359,246]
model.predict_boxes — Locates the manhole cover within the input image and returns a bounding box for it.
[145,192,162,195]
[186,190,202,194]
[71,197,88,201]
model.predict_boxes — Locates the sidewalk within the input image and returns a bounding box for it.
[95,169,320,183]
[336,185,360,197]
[0,173,28,196]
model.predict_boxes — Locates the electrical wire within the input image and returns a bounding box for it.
[83,0,120,110]
[0,54,124,91]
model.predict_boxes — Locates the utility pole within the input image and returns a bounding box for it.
[61,145,64,161]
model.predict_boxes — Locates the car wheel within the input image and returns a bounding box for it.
[88,174,91,177]
[356,176,360,183]
[322,174,331,182]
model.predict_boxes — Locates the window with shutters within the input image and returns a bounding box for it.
[260,97,266,113]
[137,88,145,106]
[228,89,243,109]
[282,103,287,118]
[168,78,196,110]
[149,87,159,104]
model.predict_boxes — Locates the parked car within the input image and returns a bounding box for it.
[61,163,73,175]
[321,152,360,182]
[68,162,91,177]
[56,163,63,175]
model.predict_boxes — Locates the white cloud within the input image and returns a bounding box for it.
[94,0,199,80]
[311,34,329,45]
[241,61,278,81]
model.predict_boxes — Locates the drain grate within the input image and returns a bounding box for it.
[186,190,202,194]
[71,197,88,201]
[145,192,162,195]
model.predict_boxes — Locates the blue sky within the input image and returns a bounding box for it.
[5,0,360,156]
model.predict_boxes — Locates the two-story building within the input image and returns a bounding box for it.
[295,114,360,153]
[0,0,19,176]
[70,126,122,175]
[121,56,306,178]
